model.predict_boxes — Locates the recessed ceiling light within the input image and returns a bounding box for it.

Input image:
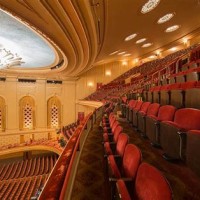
[136,38,146,44]
[170,47,177,52]
[165,25,180,32]
[109,50,119,55]
[157,13,174,24]
[118,52,126,55]
[141,0,160,14]
[125,33,137,41]
[142,43,153,48]
[123,54,131,57]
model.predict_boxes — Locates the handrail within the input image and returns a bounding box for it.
[38,113,93,200]
[59,113,93,200]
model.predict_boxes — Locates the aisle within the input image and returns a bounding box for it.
[71,119,108,200]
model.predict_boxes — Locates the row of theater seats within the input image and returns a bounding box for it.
[0,154,57,181]
[62,122,78,140]
[0,174,48,200]
[143,80,200,109]
[123,99,200,177]
[101,113,172,200]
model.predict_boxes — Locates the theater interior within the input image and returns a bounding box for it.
[0,0,200,199]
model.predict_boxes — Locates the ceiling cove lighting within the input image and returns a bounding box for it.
[125,33,137,41]
[165,25,180,32]
[136,38,146,44]
[141,0,160,14]
[118,52,126,55]
[0,48,24,69]
[109,50,119,55]
[142,43,153,48]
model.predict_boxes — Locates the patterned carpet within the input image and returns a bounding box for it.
[71,115,200,200]
[71,120,108,200]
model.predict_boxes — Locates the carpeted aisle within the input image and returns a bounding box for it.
[71,119,108,200]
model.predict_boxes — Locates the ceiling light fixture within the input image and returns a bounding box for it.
[125,33,137,41]
[118,52,126,55]
[123,53,131,57]
[136,38,147,44]
[0,48,24,69]
[141,0,160,14]
[165,25,180,32]
[142,43,153,48]
[122,61,128,66]
[170,47,177,52]
[157,13,174,24]
[109,50,119,55]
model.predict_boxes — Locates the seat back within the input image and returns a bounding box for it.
[116,133,129,157]
[146,103,160,116]
[134,101,143,111]
[134,163,172,200]
[157,105,176,121]
[122,144,141,179]
[174,108,200,131]
[140,102,151,113]
[111,120,119,133]
[113,126,123,142]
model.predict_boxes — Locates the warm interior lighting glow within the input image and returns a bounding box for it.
[122,61,128,66]
[165,25,180,33]
[125,33,137,41]
[136,38,147,44]
[141,0,160,14]
[118,52,126,55]
[149,55,156,59]
[142,43,153,48]
[87,82,94,87]
[170,47,177,52]
[123,53,131,57]
[105,70,111,76]
[109,50,119,55]
[157,13,174,24]
[183,38,188,45]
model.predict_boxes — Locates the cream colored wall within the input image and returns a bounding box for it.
[76,61,134,100]
[0,77,76,133]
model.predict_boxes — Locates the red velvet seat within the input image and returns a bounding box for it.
[133,102,150,128]
[160,108,200,160]
[103,125,122,142]
[137,103,160,136]
[186,130,200,177]
[131,101,143,126]
[185,81,200,109]
[116,162,172,200]
[108,144,142,198]
[146,105,176,147]
[126,100,136,121]
[128,100,138,122]
[104,133,129,156]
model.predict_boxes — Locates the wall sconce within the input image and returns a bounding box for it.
[105,70,111,76]
[170,47,177,52]
[87,82,94,87]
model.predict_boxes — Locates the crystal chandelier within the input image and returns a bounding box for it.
[0,48,24,69]
[141,0,160,14]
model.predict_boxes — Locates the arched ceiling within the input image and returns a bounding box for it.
[0,0,200,79]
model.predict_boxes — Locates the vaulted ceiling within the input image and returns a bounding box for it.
[0,0,200,79]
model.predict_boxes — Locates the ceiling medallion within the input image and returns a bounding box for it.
[0,48,24,69]
[141,0,160,14]
[142,43,153,48]
[136,38,147,44]
[157,13,174,24]
[165,25,180,32]
[125,33,137,41]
